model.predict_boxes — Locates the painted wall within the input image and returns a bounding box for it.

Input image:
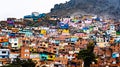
[40,53,55,61]
[9,38,19,48]
[0,49,9,58]
[40,53,48,61]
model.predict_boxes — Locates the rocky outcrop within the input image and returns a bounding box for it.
[49,0,120,19]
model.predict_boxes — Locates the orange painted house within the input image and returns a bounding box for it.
[20,46,30,59]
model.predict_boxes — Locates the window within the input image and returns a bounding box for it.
[2,51,6,54]
[1,39,3,41]
[14,43,17,45]
[2,56,5,58]
[50,56,53,58]
[42,56,45,59]
[41,57,47,61]
[25,49,29,52]
[14,39,17,41]
[26,41,29,44]
[112,32,116,34]
[24,54,29,56]
[54,48,56,50]
[54,51,56,53]
[22,40,25,43]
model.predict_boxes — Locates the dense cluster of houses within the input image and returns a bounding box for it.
[0,13,120,67]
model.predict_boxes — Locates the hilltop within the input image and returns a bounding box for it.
[49,0,120,19]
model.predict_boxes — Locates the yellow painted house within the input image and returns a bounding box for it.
[62,29,70,35]
[30,47,37,53]
[42,42,48,48]
[62,29,69,33]
[58,29,62,33]
[47,54,56,61]
[40,29,46,35]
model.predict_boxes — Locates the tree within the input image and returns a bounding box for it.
[77,41,96,67]
[2,58,36,67]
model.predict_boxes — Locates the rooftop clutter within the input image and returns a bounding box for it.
[24,12,46,22]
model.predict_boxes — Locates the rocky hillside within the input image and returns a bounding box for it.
[49,0,120,19]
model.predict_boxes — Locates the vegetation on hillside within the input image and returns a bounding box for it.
[77,40,96,67]
[2,58,36,67]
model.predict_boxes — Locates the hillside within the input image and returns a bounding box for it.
[49,0,120,19]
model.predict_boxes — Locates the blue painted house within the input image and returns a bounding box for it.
[19,29,33,37]
[110,24,115,31]
[40,53,47,61]
[8,33,16,38]
[39,52,55,61]
[55,40,60,45]
[24,12,46,22]
[70,37,78,43]
[82,27,89,33]
[1,42,9,47]
[59,22,69,29]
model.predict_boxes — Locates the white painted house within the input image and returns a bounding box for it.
[0,49,10,58]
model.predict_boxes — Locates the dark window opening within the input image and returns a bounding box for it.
[1,39,3,41]
[54,51,56,53]
[2,51,6,54]
[50,56,53,58]
[42,56,45,59]
[26,41,29,44]
[54,48,56,50]
[14,43,17,45]
[2,56,5,58]
[22,40,25,43]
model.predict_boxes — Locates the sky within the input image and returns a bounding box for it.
[0,0,70,20]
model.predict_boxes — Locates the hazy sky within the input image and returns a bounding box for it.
[0,0,70,20]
